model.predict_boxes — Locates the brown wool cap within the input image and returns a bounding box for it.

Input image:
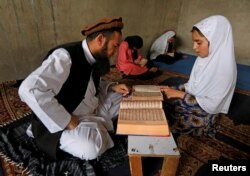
[81,17,124,36]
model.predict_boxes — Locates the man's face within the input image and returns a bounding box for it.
[192,30,209,58]
[105,31,122,58]
[92,31,122,76]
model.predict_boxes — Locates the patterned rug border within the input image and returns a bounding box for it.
[216,115,250,146]
[0,81,32,128]
[0,152,31,176]
[176,151,204,176]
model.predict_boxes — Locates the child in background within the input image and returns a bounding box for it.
[149,30,183,64]
[116,35,161,80]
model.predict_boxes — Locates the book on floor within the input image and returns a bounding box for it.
[116,85,169,136]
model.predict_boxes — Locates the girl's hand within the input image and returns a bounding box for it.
[138,58,148,67]
[160,86,185,99]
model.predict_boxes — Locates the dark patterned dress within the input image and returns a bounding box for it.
[163,84,218,136]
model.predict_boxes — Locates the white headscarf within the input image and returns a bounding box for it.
[149,30,176,60]
[184,15,237,114]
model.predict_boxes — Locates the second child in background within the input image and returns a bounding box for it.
[116,35,161,80]
[149,30,183,64]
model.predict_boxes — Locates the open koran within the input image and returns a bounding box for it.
[116,85,169,136]
[131,85,163,101]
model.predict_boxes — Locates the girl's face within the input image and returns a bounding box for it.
[168,37,175,43]
[192,30,209,58]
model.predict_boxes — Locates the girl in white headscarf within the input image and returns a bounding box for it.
[149,30,182,64]
[160,15,237,135]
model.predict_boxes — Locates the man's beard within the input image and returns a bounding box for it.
[92,43,110,76]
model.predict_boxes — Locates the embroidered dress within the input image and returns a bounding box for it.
[164,84,217,136]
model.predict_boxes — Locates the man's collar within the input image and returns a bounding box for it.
[82,39,96,65]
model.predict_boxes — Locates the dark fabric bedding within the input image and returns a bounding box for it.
[228,92,250,125]
[0,115,128,176]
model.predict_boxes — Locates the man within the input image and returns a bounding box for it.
[18,17,129,160]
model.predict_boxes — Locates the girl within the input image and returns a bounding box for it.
[116,35,161,80]
[160,15,237,135]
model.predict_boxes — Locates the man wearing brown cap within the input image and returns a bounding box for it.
[18,17,129,160]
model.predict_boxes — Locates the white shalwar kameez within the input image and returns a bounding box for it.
[19,40,122,160]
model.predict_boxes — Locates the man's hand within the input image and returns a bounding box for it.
[160,86,185,99]
[111,83,130,96]
[66,115,80,130]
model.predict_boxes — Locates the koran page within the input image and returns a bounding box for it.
[133,85,161,92]
[132,85,163,100]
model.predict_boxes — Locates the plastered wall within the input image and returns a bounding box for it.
[0,0,181,82]
[0,0,249,82]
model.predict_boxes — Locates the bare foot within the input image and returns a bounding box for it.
[149,67,158,72]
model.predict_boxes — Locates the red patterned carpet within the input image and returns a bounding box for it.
[0,81,31,127]
[0,81,31,176]
[0,68,249,176]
